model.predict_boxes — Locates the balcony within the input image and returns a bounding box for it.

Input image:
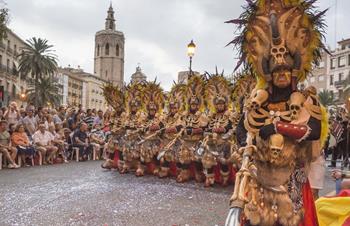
[7,47,13,55]
[0,42,5,51]
[334,80,345,88]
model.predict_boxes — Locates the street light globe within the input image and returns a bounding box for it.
[20,93,26,98]
[187,40,196,57]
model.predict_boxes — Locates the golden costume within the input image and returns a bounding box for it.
[225,0,328,225]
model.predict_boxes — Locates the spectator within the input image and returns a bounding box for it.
[22,109,37,136]
[51,109,62,124]
[0,120,19,168]
[4,102,20,125]
[11,124,35,167]
[332,169,350,190]
[44,114,55,130]
[58,106,66,122]
[93,110,104,129]
[32,123,58,164]
[8,123,16,135]
[0,109,4,120]
[84,109,95,128]
[89,127,106,160]
[48,125,68,163]
[72,123,92,161]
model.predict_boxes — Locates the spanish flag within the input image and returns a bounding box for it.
[316,190,350,226]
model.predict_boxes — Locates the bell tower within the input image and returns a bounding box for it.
[94,3,125,87]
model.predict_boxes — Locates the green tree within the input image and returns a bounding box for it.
[318,89,335,107]
[340,75,350,103]
[18,37,58,107]
[26,76,62,108]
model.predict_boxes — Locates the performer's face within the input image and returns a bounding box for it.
[149,109,156,116]
[272,70,291,88]
[131,105,137,113]
[216,102,225,113]
[170,106,178,115]
[190,103,199,112]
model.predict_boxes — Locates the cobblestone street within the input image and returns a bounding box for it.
[0,161,334,226]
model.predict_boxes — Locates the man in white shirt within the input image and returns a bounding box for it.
[32,123,58,164]
[22,109,37,136]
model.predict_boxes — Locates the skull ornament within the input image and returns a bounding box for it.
[248,89,269,110]
[289,92,306,120]
[269,134,284,160]
[270,43,288,65]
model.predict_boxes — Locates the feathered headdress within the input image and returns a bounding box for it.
[102,83,125,112]
[168,82,187,113]
[231,71,257,113]
[186,75,206,112]
[226,0,327,89]
[142,80,165,114]
[125,81,146,114]
[205,69,233,113]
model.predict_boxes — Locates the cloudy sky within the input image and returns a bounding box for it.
[6,0,350,90]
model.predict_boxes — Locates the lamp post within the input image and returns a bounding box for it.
[187,40,196,78]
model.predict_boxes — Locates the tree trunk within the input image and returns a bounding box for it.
[34,74,39,108]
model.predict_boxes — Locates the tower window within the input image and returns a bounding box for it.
[105,43,109,55]
[116,44,119,56]
[97,44,100,56]
[105,70,108,78]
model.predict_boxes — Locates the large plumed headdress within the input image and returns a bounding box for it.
[125,81,146,113]
[226,0,327,89]
[142,80,165,114]
[186,75,206,112]
[168,82,186,112]
[205,69,233,113]
[102,83,125,112]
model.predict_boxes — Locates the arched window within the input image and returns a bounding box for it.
[105,70,108,78]
[105,43,109,55]
[97,44,100,56]
[116,44,119,56]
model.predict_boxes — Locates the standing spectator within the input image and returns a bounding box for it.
[58,106,66,122]
[22,109,37,136]
[25,103,35,113]
[0,120,19,168]
[72,123,92,161]
[0,109,4,120]
[84,109,95,128]
[93,110,104,129]
[51,109,62,124]
[11,124,36,167]
[89,127,106,160]
[32,123,58,164]
[4,102,20,125]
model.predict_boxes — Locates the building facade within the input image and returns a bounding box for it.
[305,38,350,102]
[0,29,28,107]
[177,71,200,84]
[94,4,125,87]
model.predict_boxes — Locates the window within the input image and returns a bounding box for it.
[330,74,334,85]
[339,73,344,81]
[7,40,10,48]
[331,58,336,69]
[12,84,16,97]
[105,43,109,55]
[105,70,108,78]
[0,54,2,64]
[348,54,350,66]
[97,45,100,56]
[14,44,17,54]
[319,75,324,81]
[6,59,9,72]
[318,61,325,68]
[116,44,119,56]
[339,56,346,67]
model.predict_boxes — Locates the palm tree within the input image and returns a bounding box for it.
[26,76,62,108]
[318,89,335,107]
[0,6,9,41]
[18,37,58,107]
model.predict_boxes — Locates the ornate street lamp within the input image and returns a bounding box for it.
[187,39,196,78]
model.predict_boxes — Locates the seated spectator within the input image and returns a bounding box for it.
[44,114,55,130]
[93,110,104,129]
[89,127,106,160]
[32,123,58,164]
[84,109,95,129]
[22,109,37,136]
[0,120,19,168]
[11,124,36,167]
[48,124,67,163]
[72,123,92,161]
[8,123,16,135]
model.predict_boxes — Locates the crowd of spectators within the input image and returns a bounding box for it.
[0,101,111,169]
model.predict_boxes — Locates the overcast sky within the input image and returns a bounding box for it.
[5,0,350,90]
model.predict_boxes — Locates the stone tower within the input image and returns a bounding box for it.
[94,3,125,87]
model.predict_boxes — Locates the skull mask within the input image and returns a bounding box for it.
[270,43,288,65]
[289,92,306,120]
[269,134,284,160]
